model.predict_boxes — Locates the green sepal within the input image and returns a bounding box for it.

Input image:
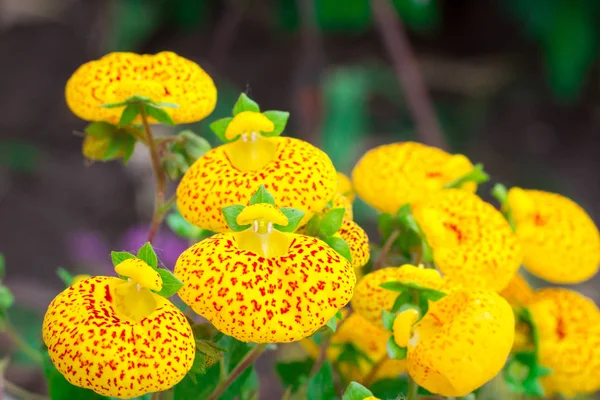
[306,214,321,237]
[222,205,251,232]
[155,268,184,298]
[110,251,136,266]
[209,117,234,143]
[342,381,374,400]
[118,104,139,127]
[249,184,276,205]
[390,290,412,313]
[262,110,290,137]
[386,337,407,360]
[275,208,305,232]
[318,208,346,237]
[380,281,446,301]
[145,104,175,126]
[137,242,158,269]
[323,236,352,263]
[444,163,489,189]
[233,93,260,115]
[382,309,396,332]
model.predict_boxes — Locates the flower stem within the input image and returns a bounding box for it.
[206,343,268,400]
[375,230,399,270]
[3,319,43,365]
[3,380,48,400]
[407,374,419,400]
[138,104,167,244]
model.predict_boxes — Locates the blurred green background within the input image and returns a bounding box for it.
[1,0,600,397]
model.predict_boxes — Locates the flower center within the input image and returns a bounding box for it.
[112,259,163,323]
[224,111,277,172]
[234,204,292,258]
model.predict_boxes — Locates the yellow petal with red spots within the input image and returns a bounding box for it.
[224,111,274,141]
[177,137,337,232]
[174,233,355,343]
[351,265,445,329]
[412,189,522,292]
[337,172,355,202]
[352,142,476,214]
[66,52,216,125]
[338,219,369,269]
[499,273,534,307]
[508,188,600,284]
[407,290,514,397]
[42,276,195,399]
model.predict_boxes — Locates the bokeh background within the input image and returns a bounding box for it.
[1,0,600,397]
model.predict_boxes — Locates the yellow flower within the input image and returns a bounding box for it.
[527,288,600,397]
[499,272,534,307]
[337,219,370,269]
[507,188,600,284]
[412,189,522,292]
[66,52,216,124]
[351,265,446,329]
[174,204,355,343]
[177,136,337,232]
[42,259,195,399]
[406,290,514,397]
[352,142,475,214]
[337,172,355,202]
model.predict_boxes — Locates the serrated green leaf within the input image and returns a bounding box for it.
[233,93,260,115]
[210,117,233,143]
[137,242,158,269]
[275,208,305,232]
[56,267,74,287]
[155,268,183,297]
[319,208,346,237]
[249,184,276,206]
[342,381,374,400]
[145,104,175,126]
[382,309,396,332]
[323,236,352,263]
[222,205,251,232]
[0,286,14,310]
[386,337,407,360]
[110,251,136,266]
[118,104,140,127]
[262,110,290,137]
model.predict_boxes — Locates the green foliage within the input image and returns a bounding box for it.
[276,358,314,393]
[380,281,446,301]
[56,267,74,287]
[386,336,407,360]
[222,205,251,232]
[84,122,137,164]
[323,236,353,263]
[275,208,305,232]
[318,208,346,237]
[155,269,184,298]
[137,242,158,268]
[146,104,175,125]
[167,208,211,241]
[249,184,276,206]
[233,93,260,115]
[209,117,234,143]
[444,163,489,189]
[343,381,374,400]
[110,251,136,266]
[382,309,396,332]
[262,111,290,137]
[307,361,336,400]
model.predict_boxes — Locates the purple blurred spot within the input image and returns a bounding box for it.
[119,225,188,268]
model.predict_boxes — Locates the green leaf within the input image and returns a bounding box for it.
[210,117,234,143]
[422,288,446,301]
[262,110,290,137]
[444,163,489,189]
[178,130,212,161]
[222,205,251,232]
[137,242,158,269]
[492,183,509,206]
[121,134,136,164]
[382,309,396,332]
[276,358,314,393]
[56,267,74,287]
[145,104,175,126]
[233,93,260,115]
[342,381,374,400]
[188,351,207,383]
[249,184,276,206]
[43,351,109,400]
[325,315,337,332]
[110,251,135,266]
[0,285,14,310]
[323,236,352,263]
[84,122,117,138]
[390,290,412,313]
[100,101,129,109]
[386,336,407,360]
[380,281,446,301]
[167,209,207,241]
[154,102,179,109]
[118,104,140,127]
[275,208,305,232]
[377,212,397,241]
[155,269,183,297]
[318,207,346,237]
[306,214,322,237]
[370,377,409,399]
[307,360,335,400]
[104,135,124,160]
[0,253,5,280]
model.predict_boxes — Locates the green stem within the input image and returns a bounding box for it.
[3,320,43,365]
[362,353,388,387]
[138,105,167,244]
[206,343,268,400]
[407,374,419,400]
[3,380,48,400]
[309,309,353,377]
[375,230,399,270]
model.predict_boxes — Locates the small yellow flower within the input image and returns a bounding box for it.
[508,188,600,284]
[351,265,446,329]
[499,272,534,307]
[412,189,523,292]
[177,136,337,232]
[337,172,355,202]
[66,51,216,124]
[175,204,355,343]
[407,290,514,397]
[43,259,195,399]
[337,219,370,269]
[527,288,600,397]
[352,142,475,214]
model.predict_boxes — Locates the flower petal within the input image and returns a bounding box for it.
[337,219,369,269]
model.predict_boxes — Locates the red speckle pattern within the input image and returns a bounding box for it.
[42,277,195,399]
[338,219,370,269]
[174,233,355,343]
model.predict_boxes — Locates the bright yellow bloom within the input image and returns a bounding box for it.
[508,188,600,284]
[351,265,446,329]
[337,219,370,269]
[499,273,534,307]
[337,172,355,202]
[175,204,355,343]
[66,52,216,124]
[177,136,337,232]
[412,189,522,292]
[43,260,195,399]
[407,290,514,397]
[352,142,475,214]
[225,111,274,140]
[527,289,600,397]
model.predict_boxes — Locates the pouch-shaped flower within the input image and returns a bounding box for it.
[412,189,522,292]
[507,188,600,284]
[174,203,355,343]
[66,52,216,124]
[42,259,195,399]
[351,265,446,329]
[405,290,514,397]
[352,142,475,214]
